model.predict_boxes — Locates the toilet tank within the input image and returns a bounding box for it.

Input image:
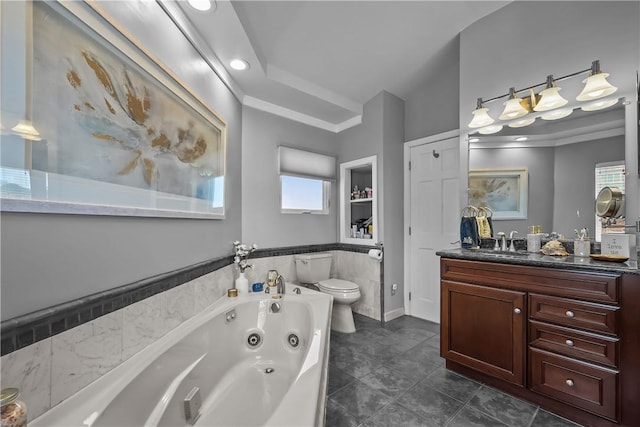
[294,252,333,284]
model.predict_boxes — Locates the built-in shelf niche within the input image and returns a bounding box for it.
[340,155,378,245]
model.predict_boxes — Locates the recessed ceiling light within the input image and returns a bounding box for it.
[187,0,212,12]
[229,59,249,71]
[468,137,480,143]
[515,136,528,142]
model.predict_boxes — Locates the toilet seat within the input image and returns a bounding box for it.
[317,278,359,292]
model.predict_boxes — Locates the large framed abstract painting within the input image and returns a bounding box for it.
[469,168,528,220]
[0,1,226,219]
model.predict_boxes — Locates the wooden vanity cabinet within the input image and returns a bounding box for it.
[441,280,525,386]
[440,258,640,427]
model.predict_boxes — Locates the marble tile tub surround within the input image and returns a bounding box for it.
[243,248,381,321]
[0,243,377,419]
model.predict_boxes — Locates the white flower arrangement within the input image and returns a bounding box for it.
[233,241,258,273]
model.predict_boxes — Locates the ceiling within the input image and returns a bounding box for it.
[161,1,509,132]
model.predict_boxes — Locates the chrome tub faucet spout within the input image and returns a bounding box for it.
[276,274,286,294]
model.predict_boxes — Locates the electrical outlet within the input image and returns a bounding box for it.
[391,283,398,295]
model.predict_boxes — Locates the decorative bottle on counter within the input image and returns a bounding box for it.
[1,389,27,427]
[235,271,249,294]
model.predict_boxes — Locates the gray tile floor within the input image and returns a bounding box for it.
[327,314,583,427]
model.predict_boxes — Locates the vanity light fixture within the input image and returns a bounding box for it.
[11,120,41,141]
[499,88,529,120]
[478,124,503,135]
[581,97,619,112]
[576,60,617,101]
[468,98,495,128]
[541,107,573,121]
[229,58,250,71]
[533,75,568,112]
[508,117,536,128]
[469,60,615,132]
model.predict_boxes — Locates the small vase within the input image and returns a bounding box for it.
[235,271,249,294]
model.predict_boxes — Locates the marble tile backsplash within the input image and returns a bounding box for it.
[0,251,378,420]
[0,264,234,420]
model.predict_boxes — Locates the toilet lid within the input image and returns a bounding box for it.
[317,278,359,292]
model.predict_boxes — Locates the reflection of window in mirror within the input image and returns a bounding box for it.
[595,161,625,241]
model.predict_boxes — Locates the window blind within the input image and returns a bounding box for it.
[278,146,336,181]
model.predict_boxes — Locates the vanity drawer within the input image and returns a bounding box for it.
[529,348,618,421]
[529,320,619,368]
[529,294,618,334]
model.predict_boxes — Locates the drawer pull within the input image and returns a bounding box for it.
[566,379,575,387]
[565,339,574,347]
[565,310,575,318]
[514,308,522,314]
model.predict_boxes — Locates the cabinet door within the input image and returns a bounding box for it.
[441,280,526,386]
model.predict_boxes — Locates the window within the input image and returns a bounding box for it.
[595,161,625,241]
[278,146,335,214]
[281,175,330,213]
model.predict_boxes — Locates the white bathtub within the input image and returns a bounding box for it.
[32,285,333,427]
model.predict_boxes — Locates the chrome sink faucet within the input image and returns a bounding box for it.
[509,231,519,252]
[497,232,507,251]
[275,274,286,294]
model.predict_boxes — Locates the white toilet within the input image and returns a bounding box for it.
[294,252,361,333]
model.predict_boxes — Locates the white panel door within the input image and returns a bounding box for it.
[409,137,460,322]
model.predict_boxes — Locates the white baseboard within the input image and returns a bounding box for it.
[384,307,405,322]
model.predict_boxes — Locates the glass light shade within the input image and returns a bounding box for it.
[508,117,536,128]
[541,108,573,121]
[230,59,249,71]
[11,120,42,141]
[468,107,494,128]
[187,0,211,11]
[581,97,619,111]
[533,87,568,112]
[499,98,529,120]
[478,124,503,135]
[576,73,617,101]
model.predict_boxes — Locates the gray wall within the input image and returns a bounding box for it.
[241,106,339,247]
[404,37,460,141]
[381,92,405,313]
[0,1,242,320]
[338,91,406,314]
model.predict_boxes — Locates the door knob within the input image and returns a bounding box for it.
[565,310,575,318]
[514,308,522,314]
[565,339,574,347]
[566,379,575,387]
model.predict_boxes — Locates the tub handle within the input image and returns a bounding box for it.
[271,302,281,313]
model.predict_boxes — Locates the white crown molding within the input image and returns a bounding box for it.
[243,96,362,133]
[266,64,362,115]
[157,0,245,103]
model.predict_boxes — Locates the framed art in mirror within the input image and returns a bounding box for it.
[469,168,528,220]
[0,1,227,219]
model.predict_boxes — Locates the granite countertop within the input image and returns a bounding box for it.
[437,248,640,276]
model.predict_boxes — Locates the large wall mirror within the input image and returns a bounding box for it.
[468,101,627,241]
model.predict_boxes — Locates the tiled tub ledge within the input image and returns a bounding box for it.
[0,243,380,420]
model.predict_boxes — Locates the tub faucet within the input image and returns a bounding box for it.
[276,274,286,294]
